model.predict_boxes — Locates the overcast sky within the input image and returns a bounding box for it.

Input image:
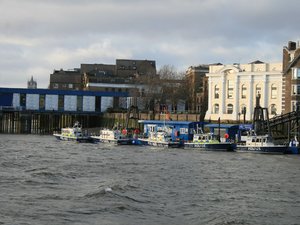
[0,0,299,88]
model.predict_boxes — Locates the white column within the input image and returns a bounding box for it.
[205,78,213,120]
[263,75,268,108]
[248,75,253,121]
[208,78,212,113]
[221,74,226,114]
[234,75,239,120]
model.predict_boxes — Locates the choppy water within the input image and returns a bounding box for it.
[0,134,299,225]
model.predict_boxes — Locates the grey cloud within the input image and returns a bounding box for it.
[0,0,299,88]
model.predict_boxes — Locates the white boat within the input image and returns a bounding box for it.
[139,130,184,148]
[184,131,236,151]
[236,130,288,153]
[90,129,120,144]
[287,136,299,154]
[91,128,143,145]
[53,121,92,143]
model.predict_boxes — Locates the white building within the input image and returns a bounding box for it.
[205,61,283,122]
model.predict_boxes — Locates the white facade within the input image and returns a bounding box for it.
[13,93,20,108]
[45,95,58,111]
[26,94,39,110]
[82,96,95,112]
[101,96,113,112]
[64,95,77,111]
[205,62,283,122]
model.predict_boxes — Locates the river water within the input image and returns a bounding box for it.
[0,134,299,225]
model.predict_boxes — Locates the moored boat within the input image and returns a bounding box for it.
[53,121,92,143]
[90,128,143,145]
[90,129,120,144]
[236,130,288,153]
[184,131,236,151]
[287,136,299,154]
[139,130,184,148]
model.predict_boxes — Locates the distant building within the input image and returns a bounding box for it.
[185,65,209,119]
[205,61,283,122]
[48,59,158,111]
[27,76,37,89]
[49,68,82,90]
[282,41,300,113]
[116,59,156,77]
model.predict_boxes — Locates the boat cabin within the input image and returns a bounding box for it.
[138,120,206,141]
[204,124,239,142]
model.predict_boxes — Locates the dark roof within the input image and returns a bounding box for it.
[0,87,129,97]
[249,60,264,64]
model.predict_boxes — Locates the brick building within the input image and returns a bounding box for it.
[185,65,209,119]
[282,41,300,113]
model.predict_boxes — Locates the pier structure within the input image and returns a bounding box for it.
[0,87,129,134]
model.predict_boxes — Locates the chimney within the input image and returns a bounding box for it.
[288,41,296,51]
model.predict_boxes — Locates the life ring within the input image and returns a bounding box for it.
[224,133,229,139]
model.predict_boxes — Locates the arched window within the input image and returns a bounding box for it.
[227,104,233,114]
[271,84,277,99]
[214,104,219,114]
[241,84,247,99]
[270,104,277,115]
[214,85,219,99]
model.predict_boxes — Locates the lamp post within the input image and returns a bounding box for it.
[242,107,246,124]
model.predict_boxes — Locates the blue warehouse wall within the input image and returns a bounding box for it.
[0,93,13,106]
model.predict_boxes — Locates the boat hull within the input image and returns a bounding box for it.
[91,136,143,145]
[90,136,117,144]
[53,134,93,143]
[236,145,288,153]
[145,140,184,148]
[184,142,236,151]
[117,138,143,145]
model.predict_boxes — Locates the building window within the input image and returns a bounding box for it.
[227,104,233,114]
[241,84,247,99]
[291,101,299,111]
[68,84,73,89]
[227,81,233,99]
[53,83,58,89]
[292,85,300,95]
[255,84,262,97]
[214,85,219,99]
[270,104,277,115]
[271,84,277,99]
[292,68,300,79]
[213,104,219,114]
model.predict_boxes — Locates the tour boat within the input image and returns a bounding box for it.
[236,130,288,153]
[53,121,92,143]
[184,131,236,151]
